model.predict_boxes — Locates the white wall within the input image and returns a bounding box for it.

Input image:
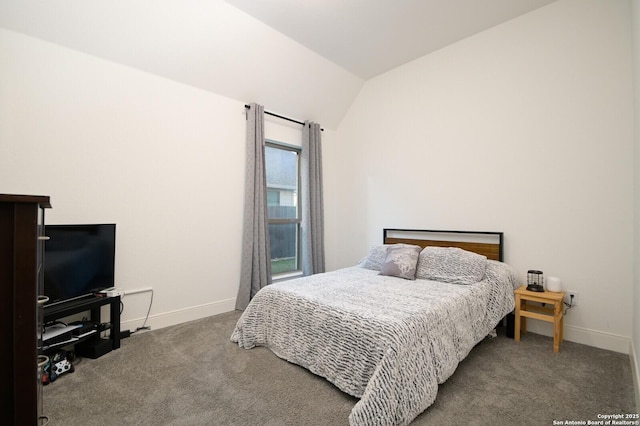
[0,28,250,329]
[332,0,634,353]
[0,27,338,332]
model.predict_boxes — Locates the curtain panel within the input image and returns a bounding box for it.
[236,103,272,310]
[301,121,325,275]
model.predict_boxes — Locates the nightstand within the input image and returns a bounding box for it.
[514,285,565,352]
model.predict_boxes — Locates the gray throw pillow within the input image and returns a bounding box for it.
[379,244,421,280]
[361,244,390,271]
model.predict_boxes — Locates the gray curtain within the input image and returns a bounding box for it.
[301,121,325,275]
[236,103,272,310]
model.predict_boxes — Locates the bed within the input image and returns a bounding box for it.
[231,229,517,425]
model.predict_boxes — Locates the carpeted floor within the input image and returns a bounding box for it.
[43,310,637,425]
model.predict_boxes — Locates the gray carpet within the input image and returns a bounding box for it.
[43,310,637,425]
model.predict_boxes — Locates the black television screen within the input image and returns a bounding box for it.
[43,224,116,305]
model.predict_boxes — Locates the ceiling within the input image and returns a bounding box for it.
[0,0,558,129]
[225,0,558,79]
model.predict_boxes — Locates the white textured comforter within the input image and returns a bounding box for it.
[231,261,516,426]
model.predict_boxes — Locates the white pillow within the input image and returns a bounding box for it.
[485,259,519,290]
[416,246,487,284]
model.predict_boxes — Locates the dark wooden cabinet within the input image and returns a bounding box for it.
[0,194,51,425]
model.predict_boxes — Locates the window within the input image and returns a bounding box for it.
[265,141,300,276]
[267,190,280,206]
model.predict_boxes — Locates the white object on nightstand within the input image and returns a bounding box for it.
[545,276,562,292]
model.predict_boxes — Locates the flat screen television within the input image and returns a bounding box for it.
[43,224,116,306]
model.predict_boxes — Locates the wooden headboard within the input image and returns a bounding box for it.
[383,229,504,261]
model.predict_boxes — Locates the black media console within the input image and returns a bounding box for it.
[43,294,121,357]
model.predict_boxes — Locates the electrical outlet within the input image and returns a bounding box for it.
[565,291,579,307]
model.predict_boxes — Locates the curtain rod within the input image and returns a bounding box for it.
[244,104,323,131]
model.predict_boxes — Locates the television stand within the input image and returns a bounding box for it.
[43,295,121,356]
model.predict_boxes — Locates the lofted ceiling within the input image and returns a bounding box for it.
[0,0,558,129]
[226,0,558,79]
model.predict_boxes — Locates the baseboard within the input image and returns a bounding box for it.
[121,297,236,332]
[631,339,640,412]
[525,321,630,354]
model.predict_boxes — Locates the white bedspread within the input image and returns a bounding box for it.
[231,262,516,426]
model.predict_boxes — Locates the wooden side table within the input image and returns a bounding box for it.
[514,285,565,352]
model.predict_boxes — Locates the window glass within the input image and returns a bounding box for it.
[265,143,300,275]
[267,190,280,207]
